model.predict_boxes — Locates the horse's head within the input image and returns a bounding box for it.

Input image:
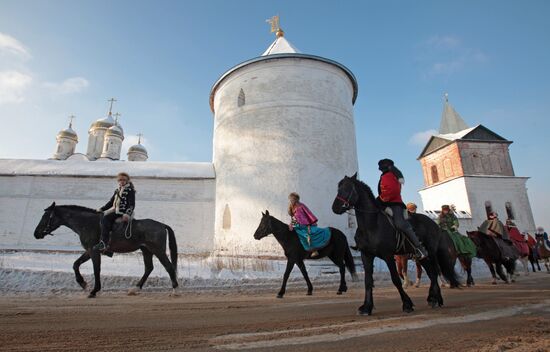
[253,210,273,240]
[332,173,359,215]
[34,202,63,239]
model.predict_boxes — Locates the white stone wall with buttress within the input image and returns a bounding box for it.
[212,57,359,256]
[419,176,535,233]
[0,174,215,254]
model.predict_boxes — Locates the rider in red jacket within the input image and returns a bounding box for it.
[377,159,427,260]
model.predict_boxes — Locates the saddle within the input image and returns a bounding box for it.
[382,208,411,254]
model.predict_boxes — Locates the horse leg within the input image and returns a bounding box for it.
[133,247,154,292]
[414,260,422,288]
[358,252,375,316]
[461,257,474,287]
[484,259,497,285]
[88,249,102,298]
[328,255,346,295]
[385,257,415,313]
[296,260,313,296]
[278,260,295,298]
[522,257,529,276]
[73,252,90,290]
[495,262,509,283]
[153,250,178,290]
[420,258,443,308]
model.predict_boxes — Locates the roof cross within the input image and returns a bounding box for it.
[113,112,121,125]
[107,98,117,115]
[137,133,143,144]
[68,115,76,128]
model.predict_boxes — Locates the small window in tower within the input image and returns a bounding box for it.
[485,201,493,219]
[505,202,515,220]
[222,204,231,230]
[238,89,245,107]
[431,165,439,183]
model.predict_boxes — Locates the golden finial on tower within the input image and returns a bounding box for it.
[266,15,284,38]
[137,133,143,144]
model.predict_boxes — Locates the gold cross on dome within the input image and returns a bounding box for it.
[113,112,121,124]
[137,133,143,144]
[107,98,117,115]
[68,115,76,127]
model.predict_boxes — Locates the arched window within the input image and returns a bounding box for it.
[505,202,515,220]
[485,201,493,219]
[431,165,439,184]
[237,89,245,107]
[222,204,231,230]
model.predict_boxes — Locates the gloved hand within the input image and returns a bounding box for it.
[95,208,103,213]
[122,214,130,222]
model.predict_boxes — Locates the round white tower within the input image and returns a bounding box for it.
[52,116,78,160]
[210,26,359,256]
[100,113,124,160]
[86,98,116,160]
[127,133,148,161]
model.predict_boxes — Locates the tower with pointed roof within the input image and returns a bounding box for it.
[210,17,359,255]
[418,95,535,232]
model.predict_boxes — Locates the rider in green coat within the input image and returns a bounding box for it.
[438,205,476,259]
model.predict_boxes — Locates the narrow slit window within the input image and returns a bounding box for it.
[222,204,231,230]
[238,89,245,107]
[485,201,493,219]
[505,202,514,220]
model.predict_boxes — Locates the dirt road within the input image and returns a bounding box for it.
[1,273,549,352]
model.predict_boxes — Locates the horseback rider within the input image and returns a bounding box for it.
[479,212,510,241]
[438,205,459,233]
[406,202,417,214]
[93,172,135,251]
[288,192,331,258]
[535,227,549,247]
[377,159,427,260]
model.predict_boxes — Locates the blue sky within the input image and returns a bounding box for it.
[1,1,549,229]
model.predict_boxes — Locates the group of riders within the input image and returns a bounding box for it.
[94,162,549,269]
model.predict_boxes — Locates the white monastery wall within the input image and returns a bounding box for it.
[0,160,215,254]
[212,58,358,256]
[464,176,535,233]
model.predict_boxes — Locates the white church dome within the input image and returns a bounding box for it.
[105,123,124,138]
[89,114,115,130]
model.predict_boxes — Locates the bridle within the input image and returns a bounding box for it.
[42,208,56,235]
[337,181,379,215]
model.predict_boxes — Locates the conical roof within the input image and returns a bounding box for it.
[439,94,469,134]
[57,124,78,141]
[262,35,300,56]
[90,113,115,130]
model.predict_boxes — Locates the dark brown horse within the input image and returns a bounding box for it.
[467,231,517,284]
[34,203,178,297]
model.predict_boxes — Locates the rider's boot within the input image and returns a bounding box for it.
[404,229,428,260]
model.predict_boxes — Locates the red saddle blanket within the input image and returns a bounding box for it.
[508,226,529,257]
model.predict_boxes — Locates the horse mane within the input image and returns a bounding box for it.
[57,205,98,214]
[352,178,377,203]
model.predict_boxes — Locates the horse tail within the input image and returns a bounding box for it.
[166,225,178,273]
[437,244,460,288]
[344,239,356,275]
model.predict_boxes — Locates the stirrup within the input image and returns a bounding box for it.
[93,241,107,251]
[415,247,427,260]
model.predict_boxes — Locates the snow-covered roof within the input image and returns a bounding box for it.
[262,36,300,56]
[436,126,478,141]
[0,159,215,179]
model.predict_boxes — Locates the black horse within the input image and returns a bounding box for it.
[34,202,178,297]
[253,210,357,298]
[467,231,517,284]
[332,174,459,316]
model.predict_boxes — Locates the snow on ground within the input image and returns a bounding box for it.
[0,251,499,296]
